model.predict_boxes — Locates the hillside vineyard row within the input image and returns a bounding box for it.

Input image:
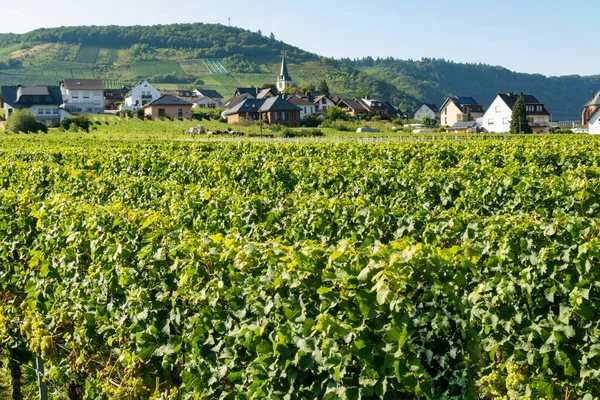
[1,136,600,398]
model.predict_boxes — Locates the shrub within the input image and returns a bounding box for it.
[6,109,48,133]
[275,128,324,138]
[301,115,321,128]
[60,115,93,133]
[269,124,285,133]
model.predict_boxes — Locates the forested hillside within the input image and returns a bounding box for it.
[0,23,597,119]
[344,57,600,120]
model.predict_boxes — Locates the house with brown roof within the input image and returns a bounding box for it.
[60,79,105,114]
[313,95,337,115]
[337,98,370,117]
[287,95,315,119]
[143,95,193,120]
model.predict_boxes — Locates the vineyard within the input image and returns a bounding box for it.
[1,134,600,399]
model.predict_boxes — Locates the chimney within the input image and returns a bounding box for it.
[592,91,595,101]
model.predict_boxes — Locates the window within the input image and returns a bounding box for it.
[444,117,447,124]
[502,118,510,124]
[93,92,100,97]
[158,108,166,117]
[488,119,494,125]
[304,107,307,114]
[322,99,326,104]
[45,109,52,115]
[323,106,328,112]
[495,106,501,113]
[83,91,89,99]
[281,112,286,121]
[178,109,183,118]
[444,108,447,115]
[38,108,44,115]
[72,91,79,99]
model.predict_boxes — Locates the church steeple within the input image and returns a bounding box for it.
[277,51,292,92]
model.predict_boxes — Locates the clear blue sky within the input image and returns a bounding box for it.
[2,0,597,77]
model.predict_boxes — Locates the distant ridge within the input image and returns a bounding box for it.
[0,23,598,119]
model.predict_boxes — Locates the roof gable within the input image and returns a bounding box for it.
[259,96,302,112]
[62,79,104,91]
[144,95,193,107]
[1,85,63,108]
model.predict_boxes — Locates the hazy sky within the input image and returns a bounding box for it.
[2,0,598,77]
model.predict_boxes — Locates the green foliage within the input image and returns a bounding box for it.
[5,109,48,133]
[276,128,324,138]
[1,104,600,399]
[318,79,330,96]
[301,114,321,128]
[59,115,92,132]
[421,115,437,127]
[509,93,533,134]
[325,106,348,121]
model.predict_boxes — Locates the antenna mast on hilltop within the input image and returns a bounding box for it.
[228,17,231,27]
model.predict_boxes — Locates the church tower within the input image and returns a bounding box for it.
[276,52,292,92]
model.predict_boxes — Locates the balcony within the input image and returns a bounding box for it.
[531,122,550,127]
[141,94,153,99]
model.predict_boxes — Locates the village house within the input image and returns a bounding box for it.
[193,89,224,108]
[481,93,551,133]
[414,103,439,121]
[121,81,161,111]
[60,79,105,114]
[143,95,193,120]
[312,95,337,115]
[586,96,600,134]
[582,91,600,127]
[337,98,370,118]
[233,87,277,99]
[287,95,315,119]
[223,98,263,123]
[260,96,302,127]
[104,85,132,110]
[224,96,301,127]
[1,85,66,126]
[438,96,484,126]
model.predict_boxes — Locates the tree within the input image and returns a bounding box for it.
[257,30,262,36]
[421,115,437,128]
[509,93,532,134]
[318,80,330,96]
[6,109,48,133]
[269,32,275,41]
[325,106,347,121]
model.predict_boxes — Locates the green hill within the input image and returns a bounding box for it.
[0,23,597,119]
[0,23,419,109]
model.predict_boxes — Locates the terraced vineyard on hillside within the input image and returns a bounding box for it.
[1,133,600,399]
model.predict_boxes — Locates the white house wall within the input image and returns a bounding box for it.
[590,109,600,134]
[414,106,438,121]
[482,96,512,133]
[123,81,161,110]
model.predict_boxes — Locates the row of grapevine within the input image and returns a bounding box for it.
[1,136,600,398]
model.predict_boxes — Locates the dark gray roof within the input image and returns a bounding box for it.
[62,79,104,91]
[1,85,63,108]
[224,98,265,115]
[144,95,192,107]
[417,103,439,113]
[383,101,401,116]
[497,93,550,116]
[197,89,223,99]
[260,96,301,112]
[222,93,253,110]
[584,91,600,107]
[287,96,314,107]
[235,88,260,97]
